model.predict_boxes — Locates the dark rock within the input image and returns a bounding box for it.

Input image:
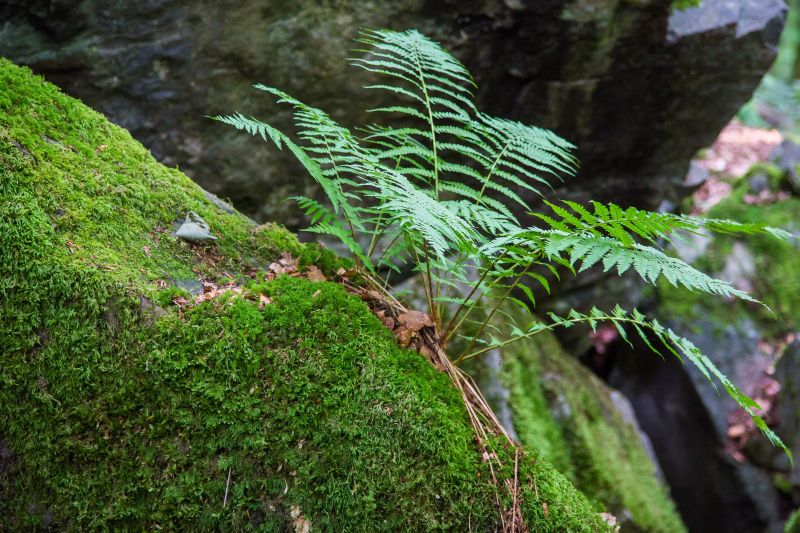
[0,0,784,224]
[609,317,785,533]
[748,172,770,194]
[773,341,800,493]
[771,139,800,193]
[684,160,712,189]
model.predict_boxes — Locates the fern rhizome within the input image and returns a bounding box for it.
[217,27,791,519]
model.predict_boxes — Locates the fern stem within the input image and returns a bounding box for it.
[411,44,440,198]
[422,242,438,325]
[320,134,362,266]
[410,238,435,322]
[458,261,532,360]
[454,315,650,365]
[441,252,507,345]
[477,141,511,202]
[374,231,404,267]
[366,212,387,258]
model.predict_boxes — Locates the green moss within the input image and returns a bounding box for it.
[670,183,800,336]
[708,188,800,328]
[787,508,800,533]
[501,327,686,533]
[0,59,609,530]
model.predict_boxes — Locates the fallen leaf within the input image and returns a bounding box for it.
[359,290,384,302]
[599,512,615,526]
[290,505,311,533]
[397,310,435,332]
[259,294,273,308]
[306,265,326,282]
[394,327,413,346]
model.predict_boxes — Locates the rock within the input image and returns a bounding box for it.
[0,58,613,531]
[773,341,800,493]
[718,241,757,293]
[0,0,784,224]
[771,139,800,192]
[749,172,770,194]
[473,307,686,533]
[608,319,782,533]
[684,160,712,189]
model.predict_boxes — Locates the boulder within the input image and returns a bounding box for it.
[0,59,613,531]
[466,306,685,532]
[0,0,785,224]
[608,177,800,532]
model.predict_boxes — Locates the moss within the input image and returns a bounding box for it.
[501,326,686,533]
[657,180,800,337]
[706,186,800,332]
[0,59,609,530]
[787,508,800,533]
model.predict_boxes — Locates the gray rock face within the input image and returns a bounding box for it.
[0,0,785,225]
[609,316,798,533]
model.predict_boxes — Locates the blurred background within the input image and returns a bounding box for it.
[2,0,799,531]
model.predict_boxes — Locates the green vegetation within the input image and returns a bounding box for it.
[501,327,685,532]
[659,172,800,338]
[0,59,617,530]
[787,508,800,533]
[218,28,791,457]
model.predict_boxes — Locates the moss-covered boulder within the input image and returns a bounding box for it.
[498,331,685,533]
[0,60,619,530]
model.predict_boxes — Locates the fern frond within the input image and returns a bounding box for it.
[530,230,757,302]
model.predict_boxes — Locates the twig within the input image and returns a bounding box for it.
[223,466,232,508]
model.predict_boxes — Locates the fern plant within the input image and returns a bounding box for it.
[215,28,791,459]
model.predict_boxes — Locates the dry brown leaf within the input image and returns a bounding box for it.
[289,505,311,533]
[394,327,413,347]
[306,265,326,282]
[359,290,384,302]
[417,343,437,362]
[396,310,435,332]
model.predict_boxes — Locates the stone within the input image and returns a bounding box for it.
[748,172,770,194]
[609,315,788,533]
[718,241,756,293]
[771,139,800,193]
[0,0,785,224]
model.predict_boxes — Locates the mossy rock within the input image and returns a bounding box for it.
[499,328,686,533]
[658,176,800,338]
[0,59,615,530]
[787,508,800,533]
